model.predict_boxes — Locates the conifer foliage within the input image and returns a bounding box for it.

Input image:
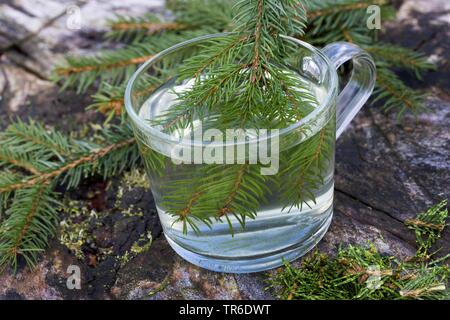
[269,201,449,300]
[0,0,440,275]
[54,0,434,118]
[0,121,139,271]
[125,0,331,230]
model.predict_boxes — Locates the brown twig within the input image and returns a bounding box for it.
[342,29,353,43]
[313,130,326,160]
[307,0,388,19]
[0,153,41,175]
[96,99,124,116]
[111,22,185,33]
[218,164,248,217]
[405,219,445,231]
[179,192,203,218]
[9,184,48,257]
[400,284,446,298]
[55,55,154,76]
[250,0,264,83]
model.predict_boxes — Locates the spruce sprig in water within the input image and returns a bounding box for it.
[138,0,334,232]
[159,0,312,130]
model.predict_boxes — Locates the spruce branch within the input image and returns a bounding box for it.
[0,170,24,217]
[307,0,390,19]
[54,0,434,119]
[112,21,182,33]
[0,121,140,269]
[0,147,42,175]
[90,75,165,122]
[1,137,136,193]
[367,45,435,79]
[107,0,233,44]
[53,30,208,93]
[1,119,74,160]
[168,0,234,30]
[306,0,394,35]
[107,14,186,42]
[269,201,449,300]
[217,164,250,217]
[146,0,329,232]
[280,120,334,210]
[53,45,155,93]
[0,184,60,271]
[205,164,269,229]
[398,269,448,299]
[307,26,373,46]
[270,246,449,300]
[405,200,448,258]
[158,163,269,234]
[0,123,138,194]
[373,68,428,117]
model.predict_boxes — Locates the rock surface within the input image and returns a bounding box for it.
[0,0,448,300]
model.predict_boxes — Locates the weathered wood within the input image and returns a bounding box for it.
[0,0,448,300]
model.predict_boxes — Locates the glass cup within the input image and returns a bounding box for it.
[125,33,376,273]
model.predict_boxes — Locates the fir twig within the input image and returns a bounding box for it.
[53,30,209,93]
[268,201,449,300]
[373,68,428,118]
[0,121,139,269]
[55,0,434,120]
[0,184,60,271]
[308,0,389,20]
[405,200,448,258]
[108,14,186,42]
[0,138,136,194]
[366,45,435,79]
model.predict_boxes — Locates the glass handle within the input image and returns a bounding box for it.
[322,42,376,139]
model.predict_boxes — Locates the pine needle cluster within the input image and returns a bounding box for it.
[0,121,140,271]
[268,200,449,300]
[54,0,435,118]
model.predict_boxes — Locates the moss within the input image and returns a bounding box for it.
[58,168,157,267]
[120,204,144,217]
[122,169,150,190]
[59,200,94,259]
[147,275,171,297]
[118,251,132,267]
[59,199,111,261]
[131,231,153,254]
[118,231,153,267]
[110,169,149,216]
